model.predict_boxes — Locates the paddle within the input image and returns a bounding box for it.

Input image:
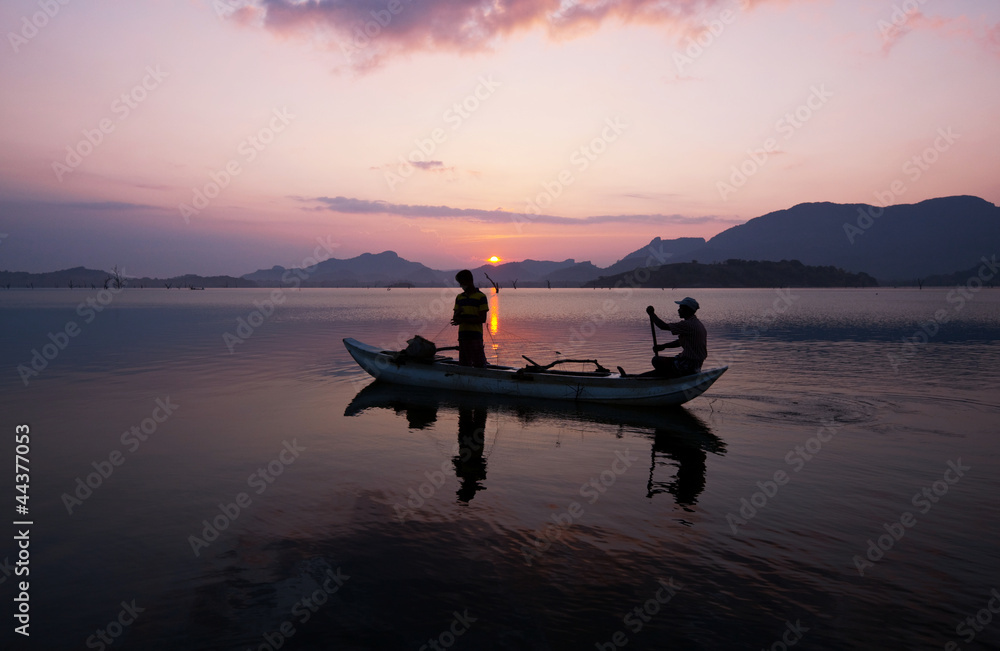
[649,310,659,356]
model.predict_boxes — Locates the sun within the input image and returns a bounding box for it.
[488,256,501,264]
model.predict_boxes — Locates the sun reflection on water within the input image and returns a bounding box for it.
[489,287,499,336]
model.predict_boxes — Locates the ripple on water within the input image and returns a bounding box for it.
[706,391,885,428]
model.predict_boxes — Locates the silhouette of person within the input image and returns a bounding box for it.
[453,406,488,502]
[451,270,489,367]
[645,297,707,377]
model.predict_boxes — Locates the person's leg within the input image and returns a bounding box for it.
[458,333,486,367]
[458,335,472,366]
[674,358,701,377]
[640,356,702,378]
[472,334,487,368]
[638,356,682,378]
[659,356,687,377]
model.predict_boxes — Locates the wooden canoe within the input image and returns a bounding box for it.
[344,338,727,407]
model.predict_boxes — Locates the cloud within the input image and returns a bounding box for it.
[249,0,754,68]
[371,159,464,183]
[880,10,1000,57]
[300,195,744,226]
[41,200,161,211]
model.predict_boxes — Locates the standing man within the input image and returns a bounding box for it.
[451,270,489,367]
[645,297,707,377]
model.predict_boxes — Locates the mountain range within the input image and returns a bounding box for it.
[2,196,996,287]
[688,195,999,280]
[241,195,997,286]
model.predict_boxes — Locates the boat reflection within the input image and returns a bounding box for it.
[345,382,726,508]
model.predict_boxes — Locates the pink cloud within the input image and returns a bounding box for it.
[299,195,745,229]
[247,0,770,68]
[880,10,1000,57]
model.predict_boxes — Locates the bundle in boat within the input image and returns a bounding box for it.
[393,335,458,364]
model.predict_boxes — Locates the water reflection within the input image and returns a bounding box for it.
[345,382,725,509]
[454,405,488,503]
[488,287,499,336]
[645,410,726,508]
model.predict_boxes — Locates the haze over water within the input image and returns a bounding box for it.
[1,287,999,650]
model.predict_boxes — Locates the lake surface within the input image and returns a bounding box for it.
[1,287,999,650]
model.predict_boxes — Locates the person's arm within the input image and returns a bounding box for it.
[646,306,671,331]
[654,339,681,352]
[475,292,489,324]
[648,309,686,334]
[664,319,694,336]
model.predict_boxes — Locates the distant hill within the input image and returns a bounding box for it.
[584,259,878,288]
[0,266,109,288]
[0,266,252,289]
[686,196,999,282]
[469,259,577,284]
[920,259,1000,287]
[602,237,707,276]
[467,259,602,287]
[542,261,604,285]
[241,251,449,287]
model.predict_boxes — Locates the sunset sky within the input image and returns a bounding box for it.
[1,0,998,276]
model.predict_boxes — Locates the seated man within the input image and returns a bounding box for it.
[645,297,707,378]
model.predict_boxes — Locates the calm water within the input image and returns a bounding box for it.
[1,287,999,650]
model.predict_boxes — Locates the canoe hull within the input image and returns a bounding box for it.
[343,338,726,407]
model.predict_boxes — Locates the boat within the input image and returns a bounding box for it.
[343,338,727,407]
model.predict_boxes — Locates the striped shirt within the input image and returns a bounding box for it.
[665,316,707,364]
[454,289,489,334]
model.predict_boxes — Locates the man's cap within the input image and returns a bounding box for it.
[675,297,700,310]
